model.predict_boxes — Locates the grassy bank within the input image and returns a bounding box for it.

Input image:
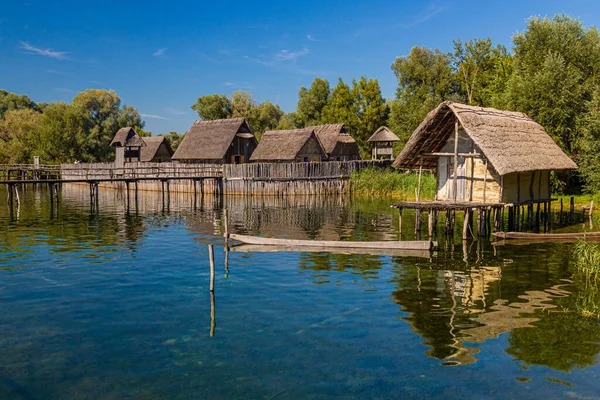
[349,167,436,200]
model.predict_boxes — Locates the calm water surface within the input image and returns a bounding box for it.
[1,185,599,399]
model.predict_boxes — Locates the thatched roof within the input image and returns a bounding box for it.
[172,118,256,161]
[305,123,356,154]
[250,129,326,162]
[368,126,401,143]
[393,102,578,175]
[110,127,146,147]
[140,136,173,162]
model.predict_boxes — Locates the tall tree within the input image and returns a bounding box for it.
[388,46,458,144]
[351,76,389,157]
[0,109,42,163]
[506,15,600,158]
[452,38,512,107]
[321,78,359,131]
[296,78,330,127]
[0,90,38,118]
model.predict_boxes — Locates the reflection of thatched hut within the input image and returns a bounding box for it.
[393,102,577,203]
[172,118,257,164]
[368,126,401,160]
[110,127,146,164]
[250,129,327,163]
[140,136,174,163]
[305,124,362,161]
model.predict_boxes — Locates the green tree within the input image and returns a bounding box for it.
[160,131,184,151]
[37,102,85,163]
[0,109,42,163]
[191,94,230,120]
[296,78,330,127]
[506,15,600,159]
[0,90,38,118]
[577,88,600,192]
[321,78,359,130]
[452,38,512,107]
[388,46,458,145]
[351,76,389,157]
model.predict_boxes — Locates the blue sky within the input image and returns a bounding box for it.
[1,0,599,134]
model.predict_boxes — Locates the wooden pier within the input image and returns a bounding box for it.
[392,198,562,240]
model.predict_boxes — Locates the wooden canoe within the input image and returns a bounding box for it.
[230,244,433,258]
[227,233,435,250]
[493,231,600,241]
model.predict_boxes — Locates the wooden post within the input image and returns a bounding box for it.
[417,157,423,202]
[445,209,451,234]
[517,173,521,203]
[428,209,433,238]
[223,209,229,239]
[415,209,422,236]
[14,184,20,206]
[482,158,488,204]
[209,244,215,292]
[535,202,541,233]
[453,118,459,202]
[590,200,594,229]
[560,198,564,225]
[398,208,403,240]
[463,208,470,240]
[210,291,216,337]
[570,196,575,223]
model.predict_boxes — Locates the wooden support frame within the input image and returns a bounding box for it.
[453,118,459,202]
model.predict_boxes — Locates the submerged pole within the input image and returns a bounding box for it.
[209,244,215,292]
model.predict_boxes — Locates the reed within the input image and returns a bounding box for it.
[349,167,436,199]
[573,240,600,318]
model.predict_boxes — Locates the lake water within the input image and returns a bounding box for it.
[1,185,599,399]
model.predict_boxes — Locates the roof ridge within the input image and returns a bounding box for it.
[193,117,245,125]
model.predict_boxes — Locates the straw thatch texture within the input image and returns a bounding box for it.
[393,101,578,175]
[110,127,146,147]
[367,126,401,142]
[172,118,255,161]
[304,123,351,152]
[140,136,174,162]
[250,129,326,162]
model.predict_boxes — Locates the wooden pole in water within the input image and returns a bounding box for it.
[453,118,459,202]
[428,209,433,238]
[210,290,216,337]
[398,208,403,240]
[463,208,470,240]
[209,244,215,292]
[417,157,423,202]
[14,185,20,206]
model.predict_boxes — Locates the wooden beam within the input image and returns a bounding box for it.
[416,156,423,201]
[453,118,459,202]
[483,158,488,204]
[423,152,482,158]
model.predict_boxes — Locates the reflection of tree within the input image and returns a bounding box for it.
[506,310,600,372]
[123,211,145,246]
[298,252,384,279]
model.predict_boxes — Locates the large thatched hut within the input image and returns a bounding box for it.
[172,118,257,164]
[140,136,174,163]
[393,102,577,204]
[110,127,146,164]
[305,124,361,161]
[368,126,401,160]
[250,129,327,163]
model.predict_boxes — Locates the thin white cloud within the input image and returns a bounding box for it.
[165,108,187,115]
[46,69,61,74]
[153,48,167,57]
[20,42,69,59]
[400,3,447,28]
[222,81,252,89]
[244,55,274,66]
[307,34,316,41]
[89,80,103,85]
[275,48,310,62]
[223,82,234,86]
[53,88,74,93]
[141,113,168,120]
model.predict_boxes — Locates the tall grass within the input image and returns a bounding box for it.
[349,167,436,200]
[573,240,600,318]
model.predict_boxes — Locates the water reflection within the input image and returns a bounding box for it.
[1,184,600,398]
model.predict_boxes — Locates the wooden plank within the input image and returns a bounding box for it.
[230,244,432,258]
[228,233,434,250]
[423,152,483,158]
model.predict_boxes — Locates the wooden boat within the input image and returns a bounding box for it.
[493,231,600,241]
[227,233,435,251]
[230,244,433,258]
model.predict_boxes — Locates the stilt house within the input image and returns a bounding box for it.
[393,102,577,204]
[172,118,257,164]
[305,124,362,161]
[140,136,174,163]
[368,126,401,160]
[250,129,327,163]
[110,127,146,164]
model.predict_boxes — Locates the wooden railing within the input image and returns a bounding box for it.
[223,160,391,181]
[0,164,61,182]
[60,162,223,181]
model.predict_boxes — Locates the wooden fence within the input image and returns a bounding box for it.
[60,162,223,181]
[0,164,61,182]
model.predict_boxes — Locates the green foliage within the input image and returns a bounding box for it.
[577,88,600,192]
[388,47,459,145]
[159,131,184,151]
[0,89,38,118]
[296,78,330,127]
[573,240,600,317]
[0,109,42,163]
[350,167,436,199]
[191,90,283,139]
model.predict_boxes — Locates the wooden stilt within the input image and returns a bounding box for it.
[209,244,215,292]
[590,200,594,229]
[535,202,541,233]
[463,208,470,240]
[210,291,216,337]
[560,198,564,225]
[398,208,403,240]
[428,209,433,238]
[570,196,575,223]
[417,157,423,201]
[453,118,459,202]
